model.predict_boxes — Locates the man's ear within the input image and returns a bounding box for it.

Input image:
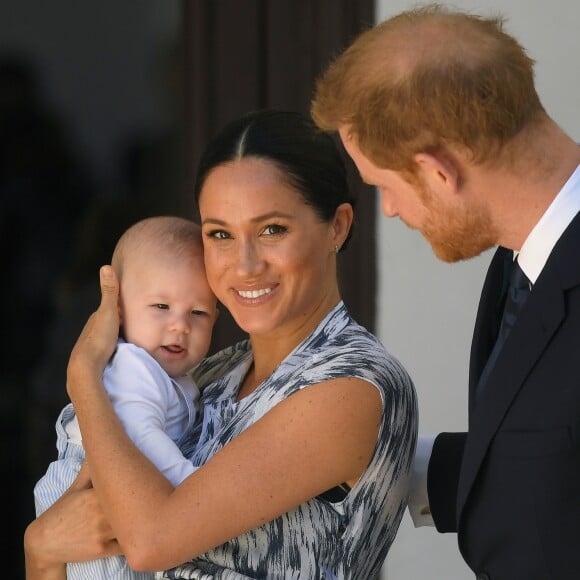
[414,151,461,195]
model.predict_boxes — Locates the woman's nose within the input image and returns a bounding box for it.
[236,240,265,276]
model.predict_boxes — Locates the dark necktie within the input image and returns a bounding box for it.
[475,258,531,403]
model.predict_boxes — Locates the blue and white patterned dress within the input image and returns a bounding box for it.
[159,301,417,580]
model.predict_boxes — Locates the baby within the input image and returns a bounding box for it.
[34,216,218,579]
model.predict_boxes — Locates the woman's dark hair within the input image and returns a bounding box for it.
[194,109,355,250]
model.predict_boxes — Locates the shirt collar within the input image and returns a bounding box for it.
[517,164,580,284]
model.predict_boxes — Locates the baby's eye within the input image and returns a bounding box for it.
[191,309,208,316]
[262,224,287,236]
[154,304,169,310]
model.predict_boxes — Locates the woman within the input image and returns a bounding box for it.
[25,110,418,579]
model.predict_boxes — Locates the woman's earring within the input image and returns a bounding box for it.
[334,245,340,254]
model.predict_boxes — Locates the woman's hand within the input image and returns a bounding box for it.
[24,462,121,579]
[67,266,120,400]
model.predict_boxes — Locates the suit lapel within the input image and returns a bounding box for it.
[457,280,565,519]
[468,248,513,414]
[457,213,580,525]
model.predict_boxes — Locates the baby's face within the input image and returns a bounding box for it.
[119,251,217,377]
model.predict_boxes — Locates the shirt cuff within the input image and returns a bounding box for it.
[407,434,436,527]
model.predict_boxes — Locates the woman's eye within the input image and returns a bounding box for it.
[263,224,286,236]
[207,229,230,240]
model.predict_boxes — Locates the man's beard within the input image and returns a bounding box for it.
[417,185,498,263]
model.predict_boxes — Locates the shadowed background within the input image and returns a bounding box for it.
[0,2,375,577]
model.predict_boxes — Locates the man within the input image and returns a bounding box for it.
[312,5,580,580]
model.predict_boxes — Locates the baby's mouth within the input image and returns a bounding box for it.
[163,344,185,354]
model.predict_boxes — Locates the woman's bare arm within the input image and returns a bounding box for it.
[60,266,383,572]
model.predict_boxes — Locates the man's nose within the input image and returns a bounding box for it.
[380,189,399,217]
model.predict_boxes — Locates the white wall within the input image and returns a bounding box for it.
[373,1,580,578]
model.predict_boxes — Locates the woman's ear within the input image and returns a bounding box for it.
[332,202,354,250]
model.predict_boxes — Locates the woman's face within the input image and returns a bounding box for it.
[198,157,342,340]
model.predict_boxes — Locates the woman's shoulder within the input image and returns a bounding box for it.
[315,307,413,389]
[277,304,415,402]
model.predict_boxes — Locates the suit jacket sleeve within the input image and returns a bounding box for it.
[428,432,467,532]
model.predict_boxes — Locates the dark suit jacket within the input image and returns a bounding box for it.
[428,211,580,580]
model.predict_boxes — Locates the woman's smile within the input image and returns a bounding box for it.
[236,286,275,300]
